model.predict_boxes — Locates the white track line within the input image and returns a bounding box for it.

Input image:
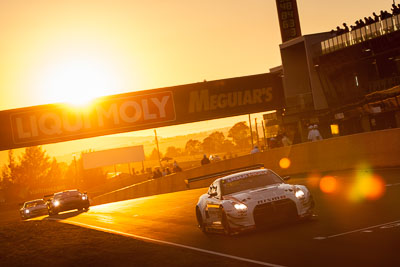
[386,183,400,187]
[314,219,400,240]
[47,218,286,267]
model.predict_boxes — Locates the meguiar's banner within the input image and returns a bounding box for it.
[0,73,283,150]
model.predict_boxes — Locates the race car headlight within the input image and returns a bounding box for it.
[25,210,30,214]
[53,200,60,207]
[82,195,87,200]
[295,189,305,199]
[233,203,247,211]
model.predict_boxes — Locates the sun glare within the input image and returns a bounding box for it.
[37,54,122,106]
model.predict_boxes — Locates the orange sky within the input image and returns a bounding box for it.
[0,0,393,162]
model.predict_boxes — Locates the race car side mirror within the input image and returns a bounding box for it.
[283,176,290,181]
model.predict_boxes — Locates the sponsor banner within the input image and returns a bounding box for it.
[0,73,283,150]
[82,145,145,169]
[276,0,302,43]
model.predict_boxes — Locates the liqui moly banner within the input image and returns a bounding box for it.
[0,73,283,150]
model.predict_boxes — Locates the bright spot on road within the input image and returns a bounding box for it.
[319,176,338,193]
[279,157,291,169]
[366,176,386,200]
[349,172,386,202]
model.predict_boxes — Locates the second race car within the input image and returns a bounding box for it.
[20,199,49,220]
[195,169,314,234]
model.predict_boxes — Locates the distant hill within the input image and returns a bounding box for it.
[52,126,232,164]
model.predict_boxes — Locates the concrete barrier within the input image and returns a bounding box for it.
[91,128,400,205]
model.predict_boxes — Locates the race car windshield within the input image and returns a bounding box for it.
[221,172,284,196]
[54,191,81,199]
[25,200,45,208]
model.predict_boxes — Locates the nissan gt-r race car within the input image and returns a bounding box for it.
[20,199,49,220]
[46,189,90,215]
[195,169,314,234]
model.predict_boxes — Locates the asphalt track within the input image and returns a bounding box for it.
[36,168,400,267]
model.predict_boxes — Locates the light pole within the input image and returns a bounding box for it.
[154,129,162,168]
[248,114,254,149]
[73,153,78,188]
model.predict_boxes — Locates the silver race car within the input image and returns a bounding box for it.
[195,169,314,234]
[20,199,49,220]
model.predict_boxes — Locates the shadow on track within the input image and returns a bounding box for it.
[41,209,89,221]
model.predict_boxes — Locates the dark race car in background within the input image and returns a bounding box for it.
[20,199,49,220]
[46,189,90,215]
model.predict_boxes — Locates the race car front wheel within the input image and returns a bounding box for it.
[195,207,206,233]
[221,210,232,235]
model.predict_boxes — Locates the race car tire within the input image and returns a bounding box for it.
[49,210,58,216]
[196,207,206,233]
[221,210,232,235]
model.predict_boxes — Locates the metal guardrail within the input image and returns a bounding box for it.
[185,164,264,185]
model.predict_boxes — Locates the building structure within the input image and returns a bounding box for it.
[274,6,400,142]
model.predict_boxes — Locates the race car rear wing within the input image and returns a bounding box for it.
[43,194,54,200]
[185,163,264,188]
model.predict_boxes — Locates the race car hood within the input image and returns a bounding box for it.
[224,183,295,203]
[23,204,47,212]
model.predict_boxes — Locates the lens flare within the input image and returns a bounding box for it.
[366,177,385,200]
[319,176,338,193]
[279,157,291,169]
[349,172,386,202]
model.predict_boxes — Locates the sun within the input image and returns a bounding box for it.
[37,53,122,106]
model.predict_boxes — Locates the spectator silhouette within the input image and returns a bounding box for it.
[373,12,380,22]
[343,23,349,32]
[201,154,210,165]
[307,125,314,142]
[392,4,400,15]
[312,125,323,141]
[153,169,162,178]
[250,145,260,154]
[173,160,182,172]
[281,133,292,146]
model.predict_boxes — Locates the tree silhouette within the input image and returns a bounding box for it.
[18,146,52,191]
[185,139,202,155]
[202,131,225,154]
[165,146,182,158]
[0,150,17,191]
[148,148,162,160]
[228,122,251,149]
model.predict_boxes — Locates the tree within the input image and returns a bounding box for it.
[148,148,162,161]
[17,146,52,191]
[47,158,64,187]
[185,139,202,155]
[202,131,225,154]
[221,139,235,152]
[165,146,182,158]
[0,150,17,190]
[228,122,251,149]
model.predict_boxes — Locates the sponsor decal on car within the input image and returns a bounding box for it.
[257,195,286,204]
[223,170,267,183]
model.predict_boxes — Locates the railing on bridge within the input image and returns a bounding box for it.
[321,14,400,55]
